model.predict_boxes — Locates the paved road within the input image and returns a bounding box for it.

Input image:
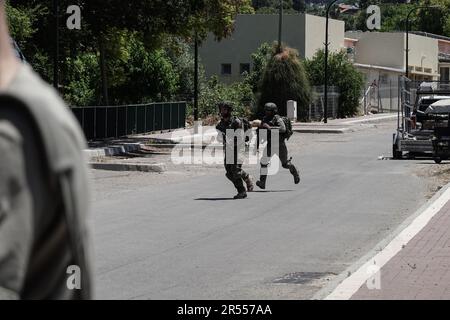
[91,121,441,299]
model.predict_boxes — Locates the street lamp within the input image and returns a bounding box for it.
[324,0,340,123]
[405,5,441,79]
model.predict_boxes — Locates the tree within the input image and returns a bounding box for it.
[293,0,306,13]
[258,45,312,119]
[420,0,450,37]
[304,49,364,118]
[245,42,272,93]
[79,0,254,104]
[5,2,37,46]
[252,0,299,13]
[64,52,99,106]
[7,0,254,106]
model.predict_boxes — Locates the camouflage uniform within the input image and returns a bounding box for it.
[216,116,252,196]
[257,103,300,189]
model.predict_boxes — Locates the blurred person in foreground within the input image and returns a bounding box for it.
[0,1,93,299]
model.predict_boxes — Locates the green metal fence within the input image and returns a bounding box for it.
[71,102,187,140]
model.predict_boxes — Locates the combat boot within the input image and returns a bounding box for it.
[290,164,301,185]
[245,176,254,192]
[256,175,267,190]
[234,191,248,199]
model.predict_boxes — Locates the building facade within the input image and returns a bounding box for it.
[199,14,345,84]
[345,31,445,112]
[346,31,440,85]
[200,14,450,114]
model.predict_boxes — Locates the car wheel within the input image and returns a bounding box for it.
[393,144,402,159]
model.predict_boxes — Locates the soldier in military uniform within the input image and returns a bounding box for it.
[256,102,301,189]
[0,3,92,300]
[216,102,254,199]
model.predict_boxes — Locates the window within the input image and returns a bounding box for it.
[240,63,251,75]
[440,67,450,82]
[221,64,232,75]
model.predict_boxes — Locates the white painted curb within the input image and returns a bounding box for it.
[341,114,397,125]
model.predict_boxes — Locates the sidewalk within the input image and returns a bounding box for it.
[352,198,450,300]
[132,113,398,144]
[325,183,450,300]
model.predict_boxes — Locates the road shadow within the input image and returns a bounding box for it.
[194,190,294,200]
[194,198,236,201]
[390,157,438,163]
[252,190,294,193]
[414,161,447,165]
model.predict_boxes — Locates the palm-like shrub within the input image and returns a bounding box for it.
[257,45,312,119]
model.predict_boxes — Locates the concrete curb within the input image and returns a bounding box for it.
[84,143,143,160]
[293,127,353,134]
[340,114,397,125]
[89,162,166,173]
[123,115,396,146]
[312,181,450,300]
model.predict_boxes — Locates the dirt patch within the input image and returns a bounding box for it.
[415,163,450,199]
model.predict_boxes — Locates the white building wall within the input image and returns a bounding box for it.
[199,13,344,84]
[407,33,439,77]
[354,32,405,70]
[304,14,345,59]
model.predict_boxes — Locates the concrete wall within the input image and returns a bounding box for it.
[304,14,344,59]
[199,13,344,83]
[354,32,405,70]
[407,33,439,75]
[351,32,439,79]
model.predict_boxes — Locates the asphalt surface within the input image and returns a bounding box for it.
[91,120,443,299]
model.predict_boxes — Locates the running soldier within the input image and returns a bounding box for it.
[256,102,301,189]
[216,102,254,199]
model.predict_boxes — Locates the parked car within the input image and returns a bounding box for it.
[425,99,450,164]
[393,80,450,159]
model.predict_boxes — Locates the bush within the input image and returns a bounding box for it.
[193,76,254,124]
[108,33,180,104]
[257,45,312,119]
[304,49,364,118]
[245,42,272,93]
[64,53,100,106]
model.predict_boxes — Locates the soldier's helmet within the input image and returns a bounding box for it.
[218,101,234,112]
[264,102,278,113]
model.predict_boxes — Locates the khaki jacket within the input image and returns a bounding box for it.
[0,65,93,299]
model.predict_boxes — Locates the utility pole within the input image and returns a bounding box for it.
[324,0,339,124]
[194,31,199,122]
[278,0,283,53]
[53,0,59,90]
